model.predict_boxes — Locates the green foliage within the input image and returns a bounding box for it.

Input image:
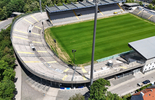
[122,94,131,100]
[148,4,153,9]
[89,78,123,100]
[0,18,16,99]
[0,0,80,20]
[136,83,152,92]
[69,93,85,100]
[0,79,15,100]
[89,78,110,100]
[139,1,143,6]
[152,0,155,4]
[48,14,155,64]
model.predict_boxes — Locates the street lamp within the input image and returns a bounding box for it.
[71,49,76,81]
[39,0,42,13]
[54,39,56,53]
[90,0,99,86]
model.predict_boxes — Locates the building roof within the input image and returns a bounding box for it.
[46,0,123,13]
[131,88,155,100]
[123,3,139,7]
[128,36,155,60]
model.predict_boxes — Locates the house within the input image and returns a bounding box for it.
[131,85,155,100]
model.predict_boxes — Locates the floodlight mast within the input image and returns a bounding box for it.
[39,0,42,13]
[90,0,99,86]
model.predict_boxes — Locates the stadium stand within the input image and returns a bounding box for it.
[11,0,148,88]
[46,0,124,25]
[131,7,155,23]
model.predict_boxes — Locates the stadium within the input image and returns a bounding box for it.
[11,0,155,91]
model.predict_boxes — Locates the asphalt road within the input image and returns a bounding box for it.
[0,18,13,31]
[108,70,155,96]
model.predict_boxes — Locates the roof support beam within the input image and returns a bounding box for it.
[54,4,60,10]
[79,1,87,7]
[71,2,79,8]
[63,3,70,9]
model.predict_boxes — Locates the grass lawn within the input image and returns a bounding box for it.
[48,13,155,64]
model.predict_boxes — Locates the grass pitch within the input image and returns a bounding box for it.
[48,13,155,64]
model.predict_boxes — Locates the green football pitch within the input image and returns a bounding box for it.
[48,13,155,64]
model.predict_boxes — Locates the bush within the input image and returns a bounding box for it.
[69,93,85,100]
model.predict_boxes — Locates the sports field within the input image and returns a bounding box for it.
[48,13,155,64]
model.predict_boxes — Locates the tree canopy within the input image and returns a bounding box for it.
[89,78,126,100]
[0,22,16,99]
[0,0,82,20]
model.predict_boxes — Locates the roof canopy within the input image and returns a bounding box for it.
[128,36,155,60]
[46,0,123,13]
[123,3,139,7]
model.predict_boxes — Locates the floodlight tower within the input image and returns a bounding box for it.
[39,0,42,13]
[90,0,100,86]
[71,49,76,81]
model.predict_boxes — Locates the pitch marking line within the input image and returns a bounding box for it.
[31,15,39,22]
[98,8,103,15]
[80,66,87,73]
[17,52,34,54]
[64,68,70,72]
[73,10,79,20]
[120,66,127,69]
[47,61,57,63]
[13,36,28,41]
[148,15,153,19]
[24,61,41,63]
[62,75,68,81]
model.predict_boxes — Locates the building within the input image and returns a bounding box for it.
[131,85,155,100]
[128,36,155,73]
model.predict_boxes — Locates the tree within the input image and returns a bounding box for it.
[69,93,85,100]
[89,78,110,100]
[3,68,15,81]
[0,79,15,100]
[139,1,143,6]
[89,78,123,100]
[0,60,8,80]
[152,0,155,4]
[148,4,153,9]
[1,54,15,68]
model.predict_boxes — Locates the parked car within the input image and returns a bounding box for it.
[142,80,150,84]
[137,82,143,86]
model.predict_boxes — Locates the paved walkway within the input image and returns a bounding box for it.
[14,60,22,100]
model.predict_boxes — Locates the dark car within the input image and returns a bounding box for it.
[142,80,150,84]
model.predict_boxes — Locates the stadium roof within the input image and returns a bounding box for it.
[46,0,124,13]
[128,36,155,60]
[123,3,139,7]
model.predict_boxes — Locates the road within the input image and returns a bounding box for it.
[14,59,22,100]
[108,70,155,96]
[0,17,13,31]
